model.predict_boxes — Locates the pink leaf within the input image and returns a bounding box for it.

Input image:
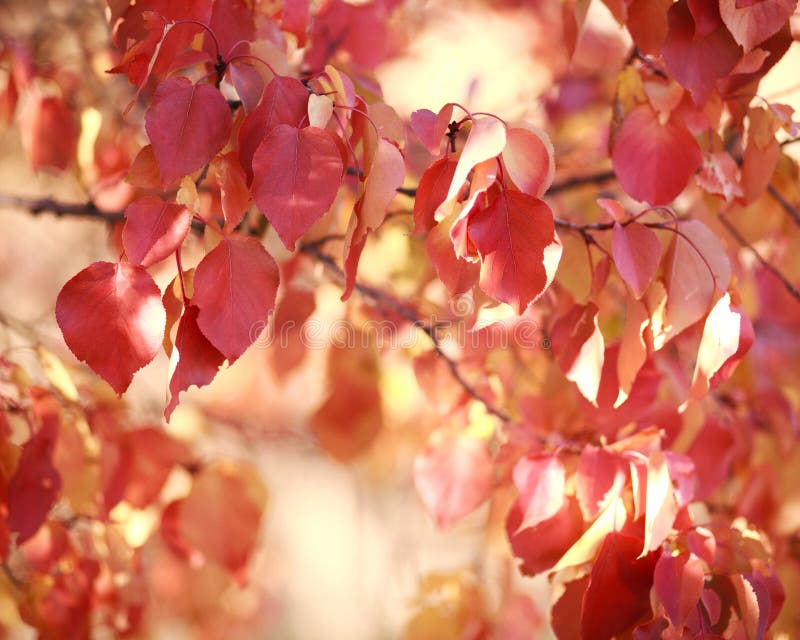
[192,236,279,363]
[653,551,705,628]
[145,77,232,186]
[122,196,193,268]
[251,124,343,250]
[410,104,453,155]
[56,261,166,394]
[468,189,561,313]
[512,454,566,531]
[612,222,662,298]
[719,0,795,52]
[501,126,555,198]
[664,220,731,338]
[612,104,702,205]
[413,432,493,530]
[354,137,405,232]
[446,117,506,204]
[574,445,627,521]
[550,303,605,404]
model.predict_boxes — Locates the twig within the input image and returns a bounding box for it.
[718,214,800,304]
[548,169,616,195]
[299,243,512,422]
[0,194,125,222]
[766,183,800,228]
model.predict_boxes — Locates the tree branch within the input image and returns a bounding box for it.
[717,214,800,304]
[766,183,800,228]
[0,193,512,423]
[298,243,512,422]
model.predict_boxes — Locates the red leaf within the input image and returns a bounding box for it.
[165,305,226,420]
[506,496,584,576]
[661,0,741,104]
[550,303,605,404]
[282,0,311,47]
[56,261,166,394]
[162,462,267,583]
[212,152,252,233]
[192,236,280,363]
[7,420,61,543]
[20,96,77,171]
[574,445,627,521]
[468,189,561,313]
[413,157,458,233]
[719,0,795,52]
[654,551,705,628]
[426,215,480,296]
[144,77,232,186]
[414,432,493,529]
[501,126,555,198]
[687,294,754,402]
[581,532,660,640]
[612,222,661,298]
[122,196,193,268]
[251,125,344,250]
[612,104,702,205]
[237,76,309,181]
[208,0,255,57]
[102,427,191,514]
[512,454,565,531]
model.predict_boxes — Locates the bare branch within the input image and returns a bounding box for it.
[299,243,512,422]
[718,214,800,304]
[766,183,800,228]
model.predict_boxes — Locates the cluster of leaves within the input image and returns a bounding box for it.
[0,351,267,638]
[1,0,800,638]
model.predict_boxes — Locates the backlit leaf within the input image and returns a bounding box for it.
[56,261,166,394]
[192,236,279,363]
[612,104,702,205]
[122,196,193,268]
[145,77,232,186]
[251,124,343,250]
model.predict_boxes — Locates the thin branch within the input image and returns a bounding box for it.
[299,243,512,422]
[766,183,800,228]
[548,169,617,195]
[0,194,125,222]
[718,214,800,304]
[0,193,512,422]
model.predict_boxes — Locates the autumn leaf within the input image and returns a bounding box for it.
[145,77,232,186]
[512,454,565,531]
[468,189,561,313]
[581,532,660,640]
[414,431,493,530]
[612,104,702,205]
[7,419,61,543]
[251,125,344,250]
[192,236,280,363]
[687,293,754,403]
[165,304,226,420]
[122,196,193,268]
[612,222,661,298]
[653,551,705,628]
[56,261,166,395]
